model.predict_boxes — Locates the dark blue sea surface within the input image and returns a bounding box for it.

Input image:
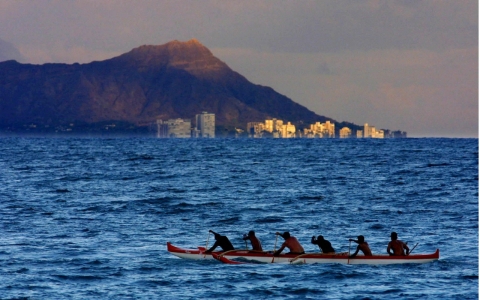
[0,137,477,299]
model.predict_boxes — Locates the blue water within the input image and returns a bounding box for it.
[0,137,477,299]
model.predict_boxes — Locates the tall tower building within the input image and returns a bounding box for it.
[364,123,371,138]
[325,121,335,138]
[195,112,215,138]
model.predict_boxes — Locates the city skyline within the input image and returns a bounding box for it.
[157,113,406,139]
[0,1,476,138]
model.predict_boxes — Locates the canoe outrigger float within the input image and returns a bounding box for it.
[167,242,440,265]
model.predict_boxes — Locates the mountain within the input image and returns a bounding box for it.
[0,38,24,63]
[0,39,341,134]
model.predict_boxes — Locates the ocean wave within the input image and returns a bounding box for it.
[255,217,284,224]
[298,195,324,201]
[125,155,155,161]
[52,274,106,281]
[369,223,385,230]
[426,162,450,167]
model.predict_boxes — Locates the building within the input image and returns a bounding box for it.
[247,122,265,138]
[384,130,407,138]
[264,119,283,133]
[280,122,296,138]
[363,123,373,138]
[356,130,363,138]
[361,123,385,138]
[324,121,335,138]
[195,112,215,138]
[157,119,192,138]
[374,129,384,138]
[339,127,352,138]
[303,121,335,138]
[246,119,405,139]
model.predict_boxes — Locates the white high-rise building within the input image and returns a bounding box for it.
[364,123,375,138]
[195,112,215,138]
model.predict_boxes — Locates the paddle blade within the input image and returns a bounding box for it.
[212,253,247,264]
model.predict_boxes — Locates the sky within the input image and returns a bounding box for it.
[0,0,477,138]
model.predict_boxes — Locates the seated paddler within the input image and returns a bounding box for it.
[204,230,234,253]
[349,235,372,257]
[273,231,305,256]
[387,231,409,256]
[311,235,335,253]
[243,230,263,251]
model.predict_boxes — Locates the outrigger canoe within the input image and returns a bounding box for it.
[167,242,439,265]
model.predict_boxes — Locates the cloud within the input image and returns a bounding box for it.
[316,62,334,75]
[0,37,25,62]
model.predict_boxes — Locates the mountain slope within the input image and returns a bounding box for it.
[0,39,332,132]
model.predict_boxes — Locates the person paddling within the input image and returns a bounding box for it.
[387,232,409,256]
[311,235,335,253]
[243,230,263,251]
[349,235,372,257]
[273,232,305,256]
[204,230,234,253]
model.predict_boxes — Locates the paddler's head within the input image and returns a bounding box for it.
[248,230,255,237]
[317,235,324,241]
[282,232,290,239]
[357,235,365,243]
[390,232,397,241]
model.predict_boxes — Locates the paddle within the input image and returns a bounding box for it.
[273,233,279,252]
[289,253,310,264]
[205,231,211,250]
[203,231,211,258]
[271,233,279,263]
[217,249,239,258]
[408,243,419,255]
[347,240,351,264]
[213,253,246,264]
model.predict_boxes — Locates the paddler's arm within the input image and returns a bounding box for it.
[205,240,219,253]
[273,245,286,256]
[349,245,360,258]
[387,242,394,256]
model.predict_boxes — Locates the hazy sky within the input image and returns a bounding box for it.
[0,0,477,137]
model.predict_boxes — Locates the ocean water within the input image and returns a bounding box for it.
[0,137,477,299]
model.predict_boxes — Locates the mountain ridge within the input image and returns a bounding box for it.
[0,39,345,134]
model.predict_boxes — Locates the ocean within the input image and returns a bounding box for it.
[0,137,477,299]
